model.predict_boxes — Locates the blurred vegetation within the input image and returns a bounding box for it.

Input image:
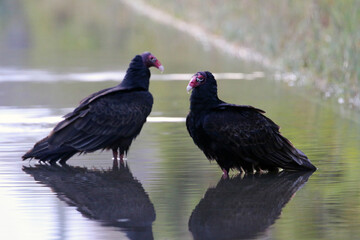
[0,0,259,73]
[148,0,360,109]
[1,1,360,238]
[0,0,150,70]
[1,0,358,109]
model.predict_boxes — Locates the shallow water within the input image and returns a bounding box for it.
[1,1,360,240]
[1,78,360,240]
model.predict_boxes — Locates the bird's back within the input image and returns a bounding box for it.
[23,89,153,163]
[187,104,316,172]
[50,89,153,150]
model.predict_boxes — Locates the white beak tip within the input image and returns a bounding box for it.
[158,65,164,73]
[186,85,193,93]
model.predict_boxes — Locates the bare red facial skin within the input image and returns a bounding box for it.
[189,76,198,88]
[187,73,205,92]
[148,54,164,72]
[153,58,162,69]
[141,52,164,72]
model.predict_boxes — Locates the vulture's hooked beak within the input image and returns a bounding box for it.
[186,75,198,93]
[186,85,193,93]
[158,65,165,73]
[153,58,164,73]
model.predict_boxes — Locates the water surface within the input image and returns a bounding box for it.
[1,1,360,240]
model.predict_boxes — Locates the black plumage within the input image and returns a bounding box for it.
[23,52,164,164]
[186,71,316,177]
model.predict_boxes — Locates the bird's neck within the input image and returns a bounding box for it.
[120,55,150,90]
[190,87,221,112]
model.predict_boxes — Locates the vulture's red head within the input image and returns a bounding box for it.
[187,71,207,92]
[141,52,164,72]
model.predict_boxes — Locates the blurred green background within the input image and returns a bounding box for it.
[1,0,359,110]
[149,0,360,109]
[0,1,360,239]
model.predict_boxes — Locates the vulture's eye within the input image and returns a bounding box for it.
[150,57,156,63]
[196,77,204,82]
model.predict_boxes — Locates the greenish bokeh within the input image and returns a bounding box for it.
[0,1,360,239]
[149,0,360,109]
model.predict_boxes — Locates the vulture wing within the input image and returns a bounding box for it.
[49,90,153,152]
[200,104,314,170]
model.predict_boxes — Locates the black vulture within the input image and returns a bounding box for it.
[23,52,163,164]
[23,162,155,240]
[189,171,313,240]
[186,71,316,177]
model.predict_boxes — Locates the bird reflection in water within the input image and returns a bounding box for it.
[23,160,155,240]
[189,171,313,240]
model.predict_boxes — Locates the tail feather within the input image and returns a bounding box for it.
[294,148,317,171]
[22,137,49,160]
[258,145,316,172]
[22,137,77,163]
[277,135,317,171]
[278,148,316,171]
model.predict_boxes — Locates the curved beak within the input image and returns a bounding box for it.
[158,65,164,73]
[186,75,197,93]
[154,59,164,73]
[186,85,193,93]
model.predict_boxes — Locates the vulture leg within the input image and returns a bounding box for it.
[112,149,118,160]
[112,158,118,169]
[112,149,120,168]
[119,153,125,165]
[222,168,229,179]
[119,148,126,165]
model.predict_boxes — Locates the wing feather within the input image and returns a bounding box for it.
[48,91,153,152]
[201,106,302,169]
